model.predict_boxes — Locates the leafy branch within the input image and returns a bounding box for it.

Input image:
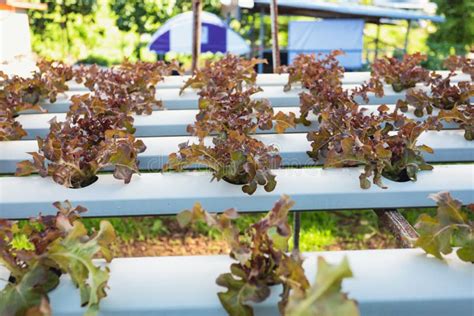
[0,201,116,315]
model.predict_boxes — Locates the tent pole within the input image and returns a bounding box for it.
[270,0,281,71]
[258,7,265,73]
[191,0,202,73]
[403,20,411,55]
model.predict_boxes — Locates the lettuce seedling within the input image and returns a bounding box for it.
[75,60,181,115]
[181,55,295,137]
[443,55,474,80]
[280,51,359,124]
[2,60,73,106]
[371,53,430,92]
[16,95,146,188]
[0,61,73,141]
[397,72,473,117]
[0,72,44,141]
[309,106,437,189]
[0,103,28,140]
[279,51,345,92]
[165,131,280,195]
[178,196,310,315]
[415,191,473,262]
[438,105,473,141]
[0,201,116,315]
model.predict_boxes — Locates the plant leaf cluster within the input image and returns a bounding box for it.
[284,256,359,316]
[280,51,367,125]
[396,57,473,140]
[415,191,474,262]
[16,94,146,188]
[283,53,441,189]
[166,130,280,194]
[0,201,116,316]
[178,196,359,315]
[0,61,73,140]
[311,104,437,189]
[74,60,181,115]
[15,60,180,187]
[443,55,474,80]
[178,195,310,315]
[167,55,295,194]
[371,53,430,92]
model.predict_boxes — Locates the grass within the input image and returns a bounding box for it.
[79,207,397,257]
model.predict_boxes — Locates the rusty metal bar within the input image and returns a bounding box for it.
[375,209,419,248]
[270,0,281,71]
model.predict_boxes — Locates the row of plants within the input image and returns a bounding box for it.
[280,52,472,189]
[165,55,295,194]
[0,61,73,141]
[2,53,472,192]
[1,191,472,315]
[8,60,178,188]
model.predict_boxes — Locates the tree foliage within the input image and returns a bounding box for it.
[426,0,474,68]
[28,0,101,59]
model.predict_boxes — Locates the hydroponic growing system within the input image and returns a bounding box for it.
[0,54,473,316]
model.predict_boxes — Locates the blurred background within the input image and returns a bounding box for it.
[3,0,471,70]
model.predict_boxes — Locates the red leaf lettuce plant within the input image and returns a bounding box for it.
[443,55,474,80]
[166,130,280,194]
[167,55,294,194]
[309,105,438,189]
[16,94,146,188]
[396,57,473,140]
[0,201,116,316]
[279,51,354,124]
[0,61,73,140]
[178,195,310,315]
[371,53,430,92]
[74,60,181,115]
[283,52,438,189]
[180,55,295,136]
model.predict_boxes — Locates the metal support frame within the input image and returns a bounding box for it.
[191,0,202,73]
[258,7,265,73]
[270,0,281,71]
[403,19,412,54]
[375,209,419,248]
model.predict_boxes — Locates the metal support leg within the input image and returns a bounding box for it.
[403,20,412,54]
[374,22,381,61]
[293,212,301,251]
[270,0,281,71]
[375,209,419,248]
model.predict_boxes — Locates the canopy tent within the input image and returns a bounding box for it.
[288,19,365,69]
[148,11,250,55]
[247,0,444,72]
[250,0,444,23]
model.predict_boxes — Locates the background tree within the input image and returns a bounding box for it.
[426,0,474,68]
[28,0,101,60]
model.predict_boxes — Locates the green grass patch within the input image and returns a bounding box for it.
[79,208,391,252]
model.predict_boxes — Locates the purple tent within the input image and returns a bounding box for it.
[148,11,250,55]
